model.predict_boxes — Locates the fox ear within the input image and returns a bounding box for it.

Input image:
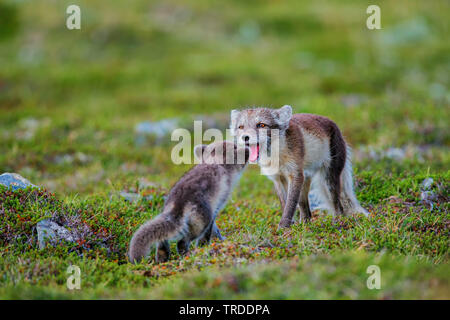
[230,109,240,135]
[276,105,292,128]
[230,109,240,123]
[194,144,207,162]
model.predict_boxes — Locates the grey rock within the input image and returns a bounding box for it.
[420,191,437,211]
[119,191,142,203]
[137,177,158,191]
[54,152,92,165]
[340,94,367,107]
[379,17,430,46]
[135,114,231,146]
[238,21,260,44]
[0,173,37,190]
[16,117,50,141]
[420,178,434,191]
[429,82,447,101]
[36,219,75,250]
[420,178,437,210]
[135,119,179,145]
[384,148,406,161]
[54,154,74,165]
[75,152,92,164]
[119,191,154,203]
[420,191,437,202]
[354,145,437,163]
[295,51,315,70]
[195,114,229,131]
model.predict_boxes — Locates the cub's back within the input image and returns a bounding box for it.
[166,164,225,207]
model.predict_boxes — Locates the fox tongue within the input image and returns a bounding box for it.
[249,145,260,162]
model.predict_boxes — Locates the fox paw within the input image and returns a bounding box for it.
[278,219,292,229]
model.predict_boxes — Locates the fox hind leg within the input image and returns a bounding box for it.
[272,176,287,211]
[211,222,225,241]
[198,222,214,246]
[312,169,336,216]
[298,177,312,222]
[279,173,303,228]
[177,237,191,256]
[178,203,213,255]
[325,164,345,216]
[156,240,170,263]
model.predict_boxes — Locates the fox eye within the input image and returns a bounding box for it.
[256,123,267,128]
[238,125,244,129]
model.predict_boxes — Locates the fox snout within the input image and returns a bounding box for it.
[236,129,260,146]
[235,129,270,163]
[241,145,250,163]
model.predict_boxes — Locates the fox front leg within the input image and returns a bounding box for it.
[278,174,303,228]
[177,237,191,256]
[197,222,214,246]
[211,222,225,241]
[198,222,224,246]
[298,177,312,223]
[156,240,170,263]
[272,176,287,211]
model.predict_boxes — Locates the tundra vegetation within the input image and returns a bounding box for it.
[0,0,448,299]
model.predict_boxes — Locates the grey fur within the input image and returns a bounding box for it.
[128,141,249,264]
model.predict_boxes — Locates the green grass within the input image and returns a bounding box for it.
[0,0,449,299]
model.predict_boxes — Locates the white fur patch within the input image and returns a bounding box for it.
[210,175,232,217]
[301,130,330,177]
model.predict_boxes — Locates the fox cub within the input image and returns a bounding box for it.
[129,141,249,264]
[230,105,368,228]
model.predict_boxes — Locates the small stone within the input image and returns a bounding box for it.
[238,21,260,44]
[135,118,179,145]
[384,148,406,161]
[420,178,434,190]
[54,154,74,165]
[36,219,75,250]
[75,152,92,164]
[194,113,229,131]
[16,117,50,141]
[120,191,156,203]
[119,192,142,203]
[0,173,37,190]
[420,191,437,203]
[340,94,366,107]
[420,190,437,211]
[138,177,158,191]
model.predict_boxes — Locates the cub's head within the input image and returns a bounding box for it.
[194,141,249,168]
[229,105,292,163]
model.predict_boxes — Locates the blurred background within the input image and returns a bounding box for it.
[0,0,448,196]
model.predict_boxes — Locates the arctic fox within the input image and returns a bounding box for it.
[129,141,249,263]
[230,105,368,228]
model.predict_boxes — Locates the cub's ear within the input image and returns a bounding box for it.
[276,105,292,128]
[194,144,207,162]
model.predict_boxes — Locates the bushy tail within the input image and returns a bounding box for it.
[341,145,369,216]
[128,213,181,264]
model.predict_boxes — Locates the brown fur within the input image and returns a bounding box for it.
[230,105,368,228]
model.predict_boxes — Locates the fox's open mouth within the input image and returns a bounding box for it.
[247,143,260,162]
